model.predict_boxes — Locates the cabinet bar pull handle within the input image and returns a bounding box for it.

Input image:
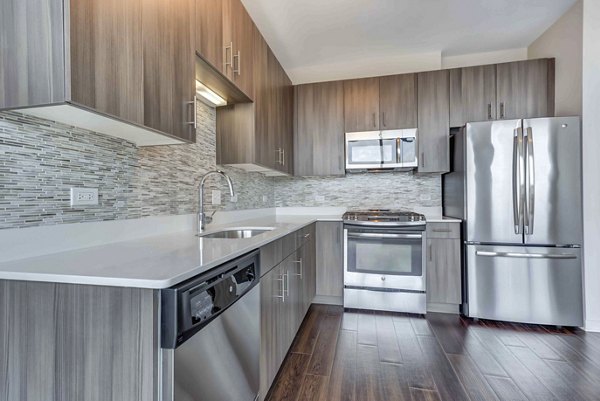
[500,102,505,119]
[420,152,425,168]
[487,103,492,120]
[291,258,303,278]
[233,50,241,75]
[382,112,386,127]
[224,42,233,72]
[275,274,285,301]
[429,244,432,262]
[187,96,197,129]
[282,149,285,166]
[372,113,376,128]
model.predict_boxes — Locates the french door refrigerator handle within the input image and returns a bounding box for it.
[525,126,535,235]
[476,250,577,260]
[512,127,525,234]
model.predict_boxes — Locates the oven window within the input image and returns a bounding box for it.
[347,234,422,276]
[347,140,382,165]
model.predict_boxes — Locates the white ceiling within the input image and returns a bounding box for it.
[241,0,576,83]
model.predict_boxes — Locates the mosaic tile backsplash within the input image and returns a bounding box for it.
[1,102,441,230]
[273,172,441,210]
[0,103,274,229]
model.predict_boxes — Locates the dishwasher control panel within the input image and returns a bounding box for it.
[160,250,260,349]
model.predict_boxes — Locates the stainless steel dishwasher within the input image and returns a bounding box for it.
[160,250,260,401]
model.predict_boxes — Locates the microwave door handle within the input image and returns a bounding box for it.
[347,232,422,239]
[396,137,401,164]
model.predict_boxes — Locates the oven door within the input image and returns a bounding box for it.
[344,227,426,291]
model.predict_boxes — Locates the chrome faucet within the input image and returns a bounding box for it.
[198,170,235,233]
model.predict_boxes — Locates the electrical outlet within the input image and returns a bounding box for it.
[212,190,222,205]
[70,188,98,206]
[315,195,325,202]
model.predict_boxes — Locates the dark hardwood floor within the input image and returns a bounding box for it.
[266,304,600,401]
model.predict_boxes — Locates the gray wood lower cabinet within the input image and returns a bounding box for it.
[0,281,158,401]
[316,221,344,302]
[426,222,462,313]
[259,224,316,401]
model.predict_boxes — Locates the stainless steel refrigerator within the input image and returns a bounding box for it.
[443,117,583,326]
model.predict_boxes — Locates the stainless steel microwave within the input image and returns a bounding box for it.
[345,129,418,171]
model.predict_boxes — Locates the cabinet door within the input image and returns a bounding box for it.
[195,0,223,71]
[316,222,344,298]
[417,70,449,173]
[344,78,380,132]
[496,59,555,120]
[0,0,66,108]
[69,0,144,125]
[230,0,254,99]
[294,81,345,176]
[259,264,284,400]
[253,27,271,168]
[142,0,196,142]
[286,251,303,339]
[379,73,417,129]
[426,238,461,304]
[281,73,294,175]
[449,65,496,127]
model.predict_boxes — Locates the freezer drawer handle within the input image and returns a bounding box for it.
[476,251,577,260]
[347,233,423,239]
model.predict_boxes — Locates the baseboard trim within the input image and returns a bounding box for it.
[584,319,600,332]
[427,302,460,314]
[312,295,343,306]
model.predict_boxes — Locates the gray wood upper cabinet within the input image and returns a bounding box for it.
[418,70,450,173]
[0,0,194,145]
[294,81,345,177]
[450,65,497,127]
[496,58,555,120]
[344,78,380,132]
[195,0,223,72]
[216,27,293,175]
[379,73,418,129]
[143,0,196,143]
[316,221,344,299]
[0,281,158,401]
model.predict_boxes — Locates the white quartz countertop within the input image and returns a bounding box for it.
[0,209,460,289]
[0,215,342,289]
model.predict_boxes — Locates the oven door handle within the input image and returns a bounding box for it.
[347,232,422,239]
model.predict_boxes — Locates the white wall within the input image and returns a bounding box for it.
[528,1,583,116]
[289,47,531,84]
[582,0,600,332]
[442,48,528,69]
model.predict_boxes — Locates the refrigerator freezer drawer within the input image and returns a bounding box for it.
[467,245,583,326]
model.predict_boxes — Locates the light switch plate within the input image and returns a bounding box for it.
[70,188,98,206]
[212,190,222,205]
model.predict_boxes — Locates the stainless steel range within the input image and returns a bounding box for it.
[343,209,427,314]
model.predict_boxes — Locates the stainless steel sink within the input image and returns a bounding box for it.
[197,227,275,239]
